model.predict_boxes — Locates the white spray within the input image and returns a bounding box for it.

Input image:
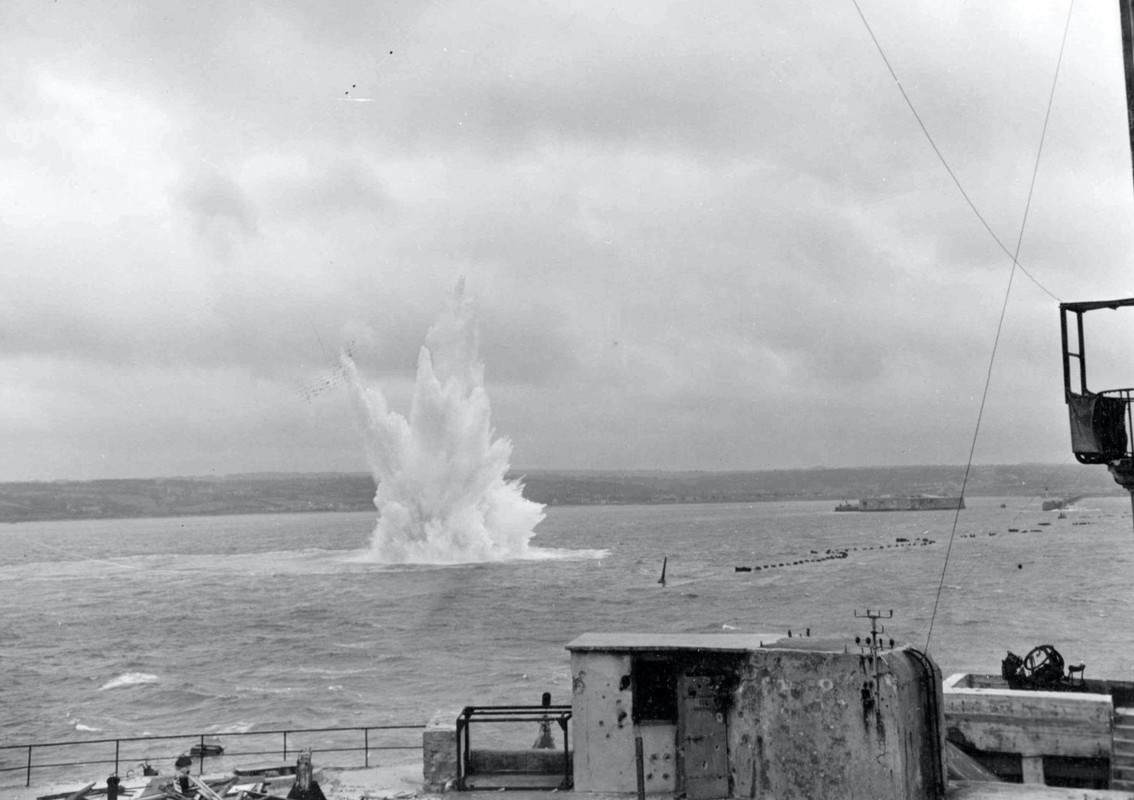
[343,282,545,563]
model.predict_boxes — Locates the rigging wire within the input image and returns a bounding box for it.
[850,0,1076,653]
[923,0,1076,655]
[850,0,1063,304]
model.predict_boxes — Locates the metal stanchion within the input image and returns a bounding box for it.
[634,728,645,800]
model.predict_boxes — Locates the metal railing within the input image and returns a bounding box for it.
[1101,388,1134,458]
[0,723,424,788]
[456,705,572,791]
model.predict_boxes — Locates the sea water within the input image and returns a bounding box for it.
[2,495,1133,785]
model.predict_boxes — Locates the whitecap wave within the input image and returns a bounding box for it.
[296,666,373,676]
[341,546,609,567]
[74,722,102,732]
[526,547,610,561]
[99,672,159,691]
[219,721,256,734]
[234,685,298,694]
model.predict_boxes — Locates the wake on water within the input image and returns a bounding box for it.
[3,544,609,581]
[340,546,609,568]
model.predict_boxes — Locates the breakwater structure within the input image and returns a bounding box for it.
[834,495,965,512]
[1041,494,1084,511]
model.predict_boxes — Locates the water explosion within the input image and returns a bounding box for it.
[343,284,545,563]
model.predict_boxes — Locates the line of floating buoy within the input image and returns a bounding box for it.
[734,549,848,572]
[956,517,1095,538]
[733,537,937,573]
[729,516,1099,575]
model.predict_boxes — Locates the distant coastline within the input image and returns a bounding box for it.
[0,464,1121,524]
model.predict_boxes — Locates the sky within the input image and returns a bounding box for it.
[3,0,1134,482]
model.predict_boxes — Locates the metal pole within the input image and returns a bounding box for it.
[364,729,370,768]
[1059,306,1072,396]
[462,718,470,790]
[563,720,571,789]
[115,739,120,777]
[1120,0,1134,188]
[455,718,464,791]
[25,745,32,787]
[634,728,645,800]
[283,731,288,760]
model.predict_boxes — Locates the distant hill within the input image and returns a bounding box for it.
[518,464,1123,506]
[0,464,1122,523]
[0,473,376,524]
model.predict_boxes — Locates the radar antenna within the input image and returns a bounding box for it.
[853,609,894,714]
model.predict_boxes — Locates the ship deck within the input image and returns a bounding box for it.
[13,764,1134,800]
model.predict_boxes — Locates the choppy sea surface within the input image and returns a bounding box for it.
[3,495,1134,785]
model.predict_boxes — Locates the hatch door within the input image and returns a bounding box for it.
[677,674,729,800]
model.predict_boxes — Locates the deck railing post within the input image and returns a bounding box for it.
[115,739,120,776]
[283,731,288,760]
[455,715,464,791]
[563,723,571,788]
[364,729,369,768]
[25,745,32,787]
[634,729,645,800]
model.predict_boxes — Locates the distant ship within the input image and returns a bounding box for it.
[834,495,964,512]
[1041,494,1083,511]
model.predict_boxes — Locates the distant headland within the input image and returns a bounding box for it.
[0,464,1121,524]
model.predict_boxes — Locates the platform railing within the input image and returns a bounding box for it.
[0,723,424,788]
[1102,388,1134,459]
[455,705,572,791]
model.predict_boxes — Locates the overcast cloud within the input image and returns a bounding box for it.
[2,0,1132,481]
